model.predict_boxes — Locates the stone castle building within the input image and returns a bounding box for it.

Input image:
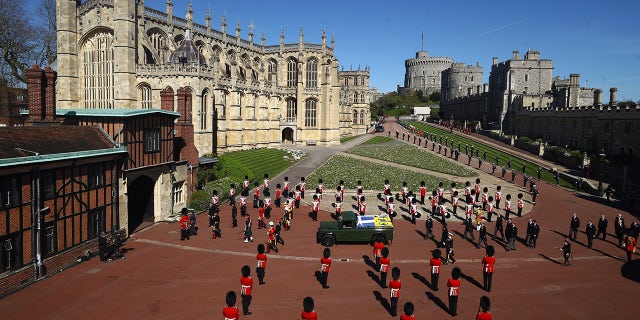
[339,66,371,136]
[56,0,369,157]
[439,49,639,161]
[401,50,454,96]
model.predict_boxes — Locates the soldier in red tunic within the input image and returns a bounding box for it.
[626,235,637,262]
[482,246,496,292]
[256,244,267,285]
[311,195,320,221]
[240,265,253,315]
[476,296,492,320]
[372,235,385,267]
[429,249,442,291]
[447,267,462,316]
[379,247,390,288]
[179,208,190,241]
[301,296,318,320]
[389,267,402,317]
[400,302,415,320]
[320,248,331,289]
[266,221,278,253]
[222,291,240,320]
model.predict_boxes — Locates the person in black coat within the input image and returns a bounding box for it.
[586,220,596,249]
[569,213,580,241]
[493,213,504,241]
[463,216,475,241]
[596,214,608,240]
[530,220,540,248]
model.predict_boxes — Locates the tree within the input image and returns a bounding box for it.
[0,0,56,86]
[429,91,441,102]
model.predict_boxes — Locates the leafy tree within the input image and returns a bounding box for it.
[0,0,56,86]
[370,90,440,117]
[429,91,441,102]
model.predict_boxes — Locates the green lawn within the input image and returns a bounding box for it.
[340,135,362,144]
[346,143,476,177]
[222,148,303,181]
[361,136,394,145]
[405,121,574,188]
[306,155,463,193]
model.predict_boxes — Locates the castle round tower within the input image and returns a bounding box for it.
[441,62,484,101]
[404,50,453,96]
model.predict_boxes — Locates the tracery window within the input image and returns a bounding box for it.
[82,31,114,109]
[306,59,318,88]
[268,60,278,85]
[287,59,298,88]
[139,84,152,109]
[199,90,209,130]
[305,99,317,127]
[286,99,297,123]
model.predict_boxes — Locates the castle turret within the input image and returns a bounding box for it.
[594,89,602,107]
[609,87,618,106]
[56,0,79,108]
[113,0,137,108]
[512,50,520,60]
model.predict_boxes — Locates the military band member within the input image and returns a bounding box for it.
[501,166,507,179]
[387,197,396,218]
[474,178,481,203]
[596,214,608,240]
[438,182,445,203]
[447,267,462,316]
[430,191,439,217]
[240,265,253,315]
[410,198,418,224]
[240,190,248,216]
[452,191,459,216]
[223,291,240,320]
[482,246,496,292]
[425,215,434,239]
[252,183,261,208]
[430,249,442,291]
[266,221,279,253]
[569,213,580,241]
[450,182,457,204]
[242,175,250,193]
[379,247,391,288]
[320,248,332,289]
[464,181,472,204]
[263,173,270,192]
[419,181,427,205]
[486,196,494,222]
[256,244,267,285]
[283,176,290,196]
[229,183,237,205]
[299,177,306,199]
[274,183,282,208]
[359,196,367,216]
[406,191,415,208]
[586,220,596,249]
[504,194,512,219]
[494,186,502,209]
[317,179,324,200]
[493,213,504,241]
[384,179,392,197]
[389,267,402,317]
[401,181,408,203]
[301,297,318,320]
[294,186,302,209]
[517,193,523,217]
[311,195,320,221]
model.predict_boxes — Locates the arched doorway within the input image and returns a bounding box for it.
[282,127,294,143]
[127,175,155,233]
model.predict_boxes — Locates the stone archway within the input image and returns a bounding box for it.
[127,175,155,233]
[282,127,294,144]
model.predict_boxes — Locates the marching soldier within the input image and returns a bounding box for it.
[179,208,190,241]
[229,183,237,205]
[476,296,492,320]
[596,214,608,240]
[481,187,489,211]
[425,215,434,239]
[310,195,319,221]
[379,247,391,288]
[494,186,502,209]
[474,178,482,203]
[389,267,402,317]
[410,198,418,224]
[299,177,306,199]
[517,193,523,217]
[240,265,253,315]
[429,249,442,291]
[450,182,457,204]
[569,213,580,241]
[242,175,250,193]
[505,194,512,219]
[486,196,494,222]
[372,234,385,267]
[240,190,248,217]
[266,221,279,253]
[283,176,290,198]
[256,244,267,285]
[452,191,459,216]
[626,235,637,262]
[445,232,456,264]
[464,215,476,242]
[493,213,504,241]
[274,183,282,208]
[447,267,462,316]
[401,302,416,320]
[530,220,540,248]
[586,220,596,249]
[482,246,496,292]
[320,248,332,289]
[464,181,472,204]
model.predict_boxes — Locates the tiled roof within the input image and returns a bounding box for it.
[56,108,180,118]
[0,126,118,159]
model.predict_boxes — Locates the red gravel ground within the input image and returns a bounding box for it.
[1,178,638,319]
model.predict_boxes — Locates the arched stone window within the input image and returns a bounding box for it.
[353,110,358,125]
[305,99,317,127]
[138,83,152,109]
[359,110,365,125]
[286,98,297,123]
[200,89,210,130]
[81,30,114,109]
[306,59,318,88]
[268,59,278,85]
[287,58,298,88]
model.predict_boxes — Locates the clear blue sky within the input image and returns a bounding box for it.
[29,0,640,101]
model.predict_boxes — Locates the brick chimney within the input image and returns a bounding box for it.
[26,65,44,123]
[44,66,56,122]
[174,87,199,200]
[160,87,174,111]
[176,87,190,123]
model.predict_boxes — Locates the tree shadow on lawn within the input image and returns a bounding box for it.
[372,291,393,316]
[425,291,449,314]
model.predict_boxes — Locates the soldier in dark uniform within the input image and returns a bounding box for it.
[491,163,497,175]
[478,157,483,169]
[501,166,507,179]
[536,166,542,180]
[511,168,516,183]
[425,215,434,239]
[477,223,488,249]
[569,213,580,241]
[444,232,455,264]
[464,215,476,242]
[493,213,504,241]
[531,182,539,205]
[586,220,596,249]
[530,220,540,248]
[596,214,608,240]
[561,238,572,266]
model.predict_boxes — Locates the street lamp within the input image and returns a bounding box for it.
[597,149,606,196]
